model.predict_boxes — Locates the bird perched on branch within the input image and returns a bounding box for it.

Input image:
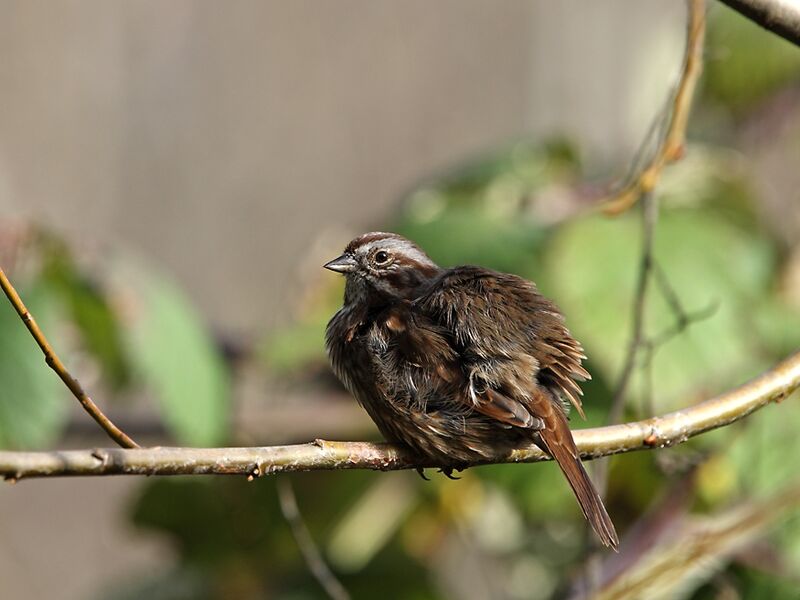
[324,231,618,548]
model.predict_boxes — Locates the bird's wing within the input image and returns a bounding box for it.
[414,265,590,419]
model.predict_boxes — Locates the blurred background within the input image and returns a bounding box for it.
[1,1,800,599]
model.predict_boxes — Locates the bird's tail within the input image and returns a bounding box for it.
[535,390,619,549]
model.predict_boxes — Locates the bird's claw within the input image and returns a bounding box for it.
[439,467,462,480]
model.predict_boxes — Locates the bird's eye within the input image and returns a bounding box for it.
[374,250,390,265]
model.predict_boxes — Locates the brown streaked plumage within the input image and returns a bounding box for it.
[324,232,618,548]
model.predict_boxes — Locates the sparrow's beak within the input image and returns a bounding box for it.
[323,253,357,273]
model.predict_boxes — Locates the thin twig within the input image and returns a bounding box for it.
[1,349,797,480]
[0,266,139,449]
[637,262,719,416]
[648,261,720,352]
[640,302,720,365]
[638,299,719,418]
[618,91,675,191]
[602,0,706,216]
[593,193,659,499]
[277,478,351,600]
[607,193,660,426]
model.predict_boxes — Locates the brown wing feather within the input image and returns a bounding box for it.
[416,266,590,418]
[475,388,543,430]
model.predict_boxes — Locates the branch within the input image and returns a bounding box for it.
[717,0,800,47]
[602,0,705,216]
[0,266,139,449]
[2,351,798,480]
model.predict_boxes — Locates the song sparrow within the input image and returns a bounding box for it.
[324,232,618,548]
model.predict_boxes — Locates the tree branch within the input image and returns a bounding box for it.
[2,350,797,481]
[717,0,800,47]
[0,266,139,449]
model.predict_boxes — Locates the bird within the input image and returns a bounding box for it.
[324,231,618,548]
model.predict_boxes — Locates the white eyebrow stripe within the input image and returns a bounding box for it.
[361,237,433,265]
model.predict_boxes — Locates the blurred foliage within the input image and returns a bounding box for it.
[125,473,437,600]
[0,232,231,448]
[543,203,778,411]
[590,485,800,600]
[395,139,576,274]
[0,278,66,448]
[261,284,343,376]
[703,8,800,116]
[118,258,231,446]
[39,234,132,389]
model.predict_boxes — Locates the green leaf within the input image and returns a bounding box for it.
[121,259,230,445]
[0,281,67,448]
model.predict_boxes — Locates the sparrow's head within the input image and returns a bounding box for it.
[324,232,440,304]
